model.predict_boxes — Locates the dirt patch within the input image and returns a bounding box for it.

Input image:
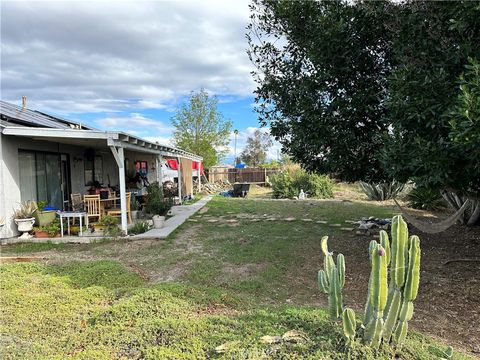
[222,263,266,282]
[199,206,209,214]
[300,223,480,354]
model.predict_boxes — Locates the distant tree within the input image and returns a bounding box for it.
[240,129,273,167]
[171,89,232,168]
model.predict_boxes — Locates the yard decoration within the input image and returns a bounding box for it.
[317,236,345,319]
[13,201,37,239]
[320,215,422,352]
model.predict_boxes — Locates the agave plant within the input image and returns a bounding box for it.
[407,187,446,211]
[359,181,405,201]
[12,201,38,219]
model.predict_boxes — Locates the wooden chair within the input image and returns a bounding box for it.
[84,194,101,223]
[71,193,84,212]
[107,192,132,223]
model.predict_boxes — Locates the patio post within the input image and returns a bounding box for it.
[109,145,128,234]
[157,156,163,185]
[198,162,201,192]
[177,156,182,203]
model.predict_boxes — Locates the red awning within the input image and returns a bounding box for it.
[166,159,178,170]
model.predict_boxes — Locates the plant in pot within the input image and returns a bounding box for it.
[97,215,121,237]
[13,201,37,239]
[144,183,173,229]
[33,201,56,226]
[34,219,61,238]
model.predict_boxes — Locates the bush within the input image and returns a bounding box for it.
[98,215,121,237]
[270,170,333,199]
[359,181,405,201]
[145,183,173,216]
[406,187,446,211]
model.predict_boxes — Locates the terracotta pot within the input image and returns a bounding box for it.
[34,230,50,238]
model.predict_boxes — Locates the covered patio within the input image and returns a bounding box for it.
[1,126,202,236]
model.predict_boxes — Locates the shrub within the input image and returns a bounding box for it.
[359,181,405,201]
[270,170,333,199]
[406,187,446,211]
[98,215,121,237]
[145,183,173,216]
[129,220,151,235]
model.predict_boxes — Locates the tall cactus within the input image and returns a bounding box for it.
[363,242,388,349]
[383,215,410,343]
[317,216,421,351]
[393,235,420,347]
[317,236,345,319]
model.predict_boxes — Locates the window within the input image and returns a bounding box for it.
[135,161,148,176]
[18,150,63,209]
[84,156,103,185]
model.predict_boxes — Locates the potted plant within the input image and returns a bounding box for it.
[33,201,56,226]
[13,201,37,239]
[34,219,61,238]
[144,183,173,229]
[97,215,121,237]
[131,200,141,221]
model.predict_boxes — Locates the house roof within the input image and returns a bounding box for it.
[0,100,202,161]
[0,100,94,130]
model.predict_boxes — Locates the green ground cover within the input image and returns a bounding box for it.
[0,196,473,359]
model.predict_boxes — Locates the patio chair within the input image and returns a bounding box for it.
[71,193,84,212]
[84,194,101,223]
[107,192,132,223]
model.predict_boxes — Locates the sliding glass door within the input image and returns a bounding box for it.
[19,150,70,210]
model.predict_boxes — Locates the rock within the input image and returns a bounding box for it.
[226,219,238,223]
[316,220,328,224]
[215,341,240,354]
[284,217,296,221]
[188,219,198,222]
[301,219,313,222]
[260,335,282,344]
[329,223,342,227]
[355,231,364,236]
[340,227,355,231]
[207,219,219,223]
[282,330,310,343]
[344,220,358,224]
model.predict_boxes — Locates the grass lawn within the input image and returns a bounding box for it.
[1,195,477,359]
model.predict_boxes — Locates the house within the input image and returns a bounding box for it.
[0,98,202,239]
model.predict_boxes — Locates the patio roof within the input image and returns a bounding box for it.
[1,126,202,161]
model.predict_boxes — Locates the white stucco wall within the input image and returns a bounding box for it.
[0,135,121,239]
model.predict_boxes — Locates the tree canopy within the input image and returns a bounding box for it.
[240,129,273,167]
[171,89,232,168]
[248,0,480,199]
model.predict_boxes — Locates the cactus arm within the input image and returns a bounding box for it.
[379,230,390,266]
[318,270,329,293]
[342,308,356,346]
[383,288,402,343]
[404,236,421,302]
[391,215,408,288]
[329,267,342,319]
[321,236,330,256]
[363,244,388,348]
[337,253,345,289]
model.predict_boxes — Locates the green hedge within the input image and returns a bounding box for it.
[270,171,334,199]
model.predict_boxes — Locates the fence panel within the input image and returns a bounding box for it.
[208,168,280,183]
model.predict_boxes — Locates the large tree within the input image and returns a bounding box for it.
[240,129,273,167]
[247,0,396,182]
[171,89,232,168]
[248,0,480,224]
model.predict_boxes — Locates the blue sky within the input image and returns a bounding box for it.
[0,0,281,164]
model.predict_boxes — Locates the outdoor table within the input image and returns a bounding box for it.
[99,197,120,215]
[56,211,87,237]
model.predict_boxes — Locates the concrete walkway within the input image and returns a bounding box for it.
[132,195,213,239]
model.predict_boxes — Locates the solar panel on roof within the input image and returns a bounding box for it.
[0,100,70,129]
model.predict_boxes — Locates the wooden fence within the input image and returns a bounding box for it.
[208,168,280,184]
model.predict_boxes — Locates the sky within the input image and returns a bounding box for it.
[0,0,281,164]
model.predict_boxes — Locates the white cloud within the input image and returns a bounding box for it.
[0,0,255,114]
